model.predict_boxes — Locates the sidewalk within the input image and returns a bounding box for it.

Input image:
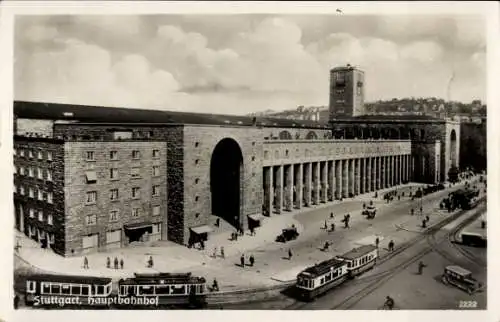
[14,179,479,291]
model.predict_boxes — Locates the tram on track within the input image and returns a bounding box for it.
[294,244,378,301]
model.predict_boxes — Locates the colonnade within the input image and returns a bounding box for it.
[263,154,412,215]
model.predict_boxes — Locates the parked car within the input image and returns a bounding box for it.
[276,227,299,243]
[441,265,482,294]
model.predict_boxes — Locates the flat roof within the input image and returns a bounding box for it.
[301,257,346,277]
[337,244,377,260]
[14,101,330,129]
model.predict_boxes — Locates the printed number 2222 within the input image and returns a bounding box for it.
[459,301,477,308]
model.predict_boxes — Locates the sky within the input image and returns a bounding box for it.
[14,14,486,115]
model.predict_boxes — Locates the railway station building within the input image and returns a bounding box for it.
[13,65,460,256]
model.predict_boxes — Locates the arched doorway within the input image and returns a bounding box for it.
[450,129,457,167]
[210,138,244,229]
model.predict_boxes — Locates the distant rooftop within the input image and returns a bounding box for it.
[331,64,363,72]
[14,101,331,129]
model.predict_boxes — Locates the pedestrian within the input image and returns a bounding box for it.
[212,278,219,292]
[323,241,330,251]
[14,294,19,310]
[425,215,430,222]
[421,219,427,228]
[330,212,334,218]
[398,195,401,201]
[288,249,293,260]
[83,256,89,269]
[240,254,245,267]
[213,247,218,258]
[330,223,335,232]
[384,296,395,310]
[240,228,244,236]
[250,227,255,236]
[324,220,328,229]
[120,258,124,269]
[106,257,111,269]
[249,255,255,266]
[220,246,225,259]
[200,240,205,250]
[215,218,220,227]
[114,257,118,269]
[388,240,394,252]
[148,255,154,268]
[410,208,414,216]
[344,217,350,229]
[375,237,380,248]
[417,261,427,275]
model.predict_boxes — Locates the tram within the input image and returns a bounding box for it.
[336,244,378,278]
[117,272,207,308]
[24,274,113,307]
[294,244,379,301]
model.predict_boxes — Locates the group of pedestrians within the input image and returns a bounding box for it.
[106,256,125,269]
[240,254,256,267]
[212,246,225,259]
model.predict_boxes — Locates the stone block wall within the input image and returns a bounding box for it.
[182,125,263,244]
[14,137,66,255]
[64,140,167,255]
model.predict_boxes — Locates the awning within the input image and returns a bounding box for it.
[85,171,97,182]
[124,222,152,230]
[190,225,213,235]
[248,214,264,221]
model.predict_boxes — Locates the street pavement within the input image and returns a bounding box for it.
[14,177,484,292]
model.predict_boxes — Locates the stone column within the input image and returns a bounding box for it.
[295,163,303,209]
[264,166,273,215]
[276,165,283,213]
[321,161,328,203]
[355,159,361,195]
[328,161,335,201]
[408,154,412,182]
[335,160,342,199]
[313,162,320,205]
[348,159,355,197]
[360,158,365,194]
[377,157,382,190]
[399,155,403,184]
[366,157,372,192]
[381,156,386,189]
[286,165,294,211]
[304,163,312,207]
[342,159,349,198]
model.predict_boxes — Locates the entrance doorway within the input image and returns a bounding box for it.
[210,138,244,229]
[124,223,152,244]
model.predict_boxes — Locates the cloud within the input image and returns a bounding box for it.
[17,39,180,109]
[15,15,486,114]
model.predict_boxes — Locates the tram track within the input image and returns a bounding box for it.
[282,198,485,310]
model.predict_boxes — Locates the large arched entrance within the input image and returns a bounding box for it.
[210,138,244,229]
[450,129,457,167]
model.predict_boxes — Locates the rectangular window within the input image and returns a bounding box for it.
[20,149,25,157]
[113,131,132,140]
[37,167,43,180]
[109,210,119,221]
[38,151,43,160]
[20,167,25,176]
[110,168,119,180]
[130,167,141,179]
[20,186,25,195]
[14,166,17,175]
[86,214,97,225]
[47,192,53,204]
[109,151,118,160]
[29,188,34,198]
[86,151,95,161]
[152,205,160,216]
[132,208,140,217]
[132,150,141,159]
[14,184,17,194]
[48,214,53,225]
[38,210,44,222]
[110,189,119,201]
[86,191,97,204]
[152,149,160,158]
[47,152,53,161]
[152,185,160,197]
[29,150,34,159]
[38,189,44,201]
[28,167,34,177]
[29,208,35,218]
[132,187,140,199]
[153,166,160,177]
[14,148,17,156]
[47,169,53,182]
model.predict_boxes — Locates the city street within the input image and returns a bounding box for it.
[221,200,487,310]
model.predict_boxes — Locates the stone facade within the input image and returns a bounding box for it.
[14,137,66,255]
[64,141,167,255]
